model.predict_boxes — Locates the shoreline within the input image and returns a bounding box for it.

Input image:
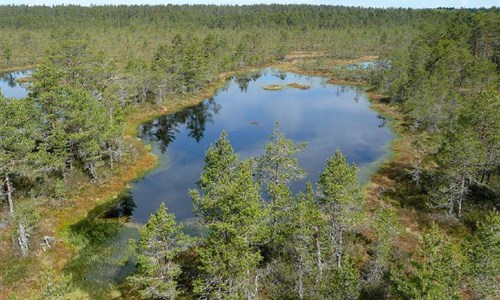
[0,65,36,73]
[2,56,406,299]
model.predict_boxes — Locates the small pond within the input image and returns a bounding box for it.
[0,69,32,99]
[132,68,393,223]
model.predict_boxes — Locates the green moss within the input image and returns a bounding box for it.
[0,256,36,287]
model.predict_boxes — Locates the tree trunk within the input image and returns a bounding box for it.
[108,147,114,170]
[254,273,261,300]
[18,223,29,256]
[458,176,465,219]
[315,226,323,282]
[297,256,304,300]
[449,198,454,216]
[5,176,14,215]
[245,268,252,300]
[336,226,344,268]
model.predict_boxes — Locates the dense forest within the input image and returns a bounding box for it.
[0,4,499,299]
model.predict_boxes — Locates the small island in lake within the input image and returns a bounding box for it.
[287,83,311,90]
[263,84,284,90]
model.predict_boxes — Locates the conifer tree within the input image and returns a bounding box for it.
[256,123,307,250]
[391,224,463,299]
[128,203,191,300]
[435,126,484,219]
[288,183,325,299]
[0,95,41,255]
[191,131,239,224]
[191,133,266,299]
[256,123,307,188]
[318,150,363,268]
[363,208,399,297]
[468,211,500,299]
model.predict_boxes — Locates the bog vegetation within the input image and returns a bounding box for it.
[0,4,498,299]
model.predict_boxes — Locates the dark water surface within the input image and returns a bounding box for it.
[131,68,394,223]
[0,70,31,98]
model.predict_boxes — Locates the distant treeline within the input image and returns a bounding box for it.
[2,5,492,71]
[0,5,454,30]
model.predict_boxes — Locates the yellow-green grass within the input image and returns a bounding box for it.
[263,84,284,90]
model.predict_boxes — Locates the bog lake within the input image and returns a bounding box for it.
[1,67,395,293]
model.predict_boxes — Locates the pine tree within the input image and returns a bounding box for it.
[191,131,239,224]
[321,255,360,300]
[23,38,124,184]
[460,89,500,188]
[256,122,307,188]
[0,95,41,255]
[468,211,500,299]
[288,183,325,299]
[191,133,266,299]
[128,203,191,300]
[391,224,463,299]
[256,123,308,250]
[363,208,399,297]
[435,126,484,219]
[318,150,363,268]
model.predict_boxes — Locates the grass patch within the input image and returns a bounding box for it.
[15,76,32,83]
[0,65,36,73]
[326,77,369,86]
[0,256,36,289]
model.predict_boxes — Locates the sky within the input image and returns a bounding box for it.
[0,0,497,8]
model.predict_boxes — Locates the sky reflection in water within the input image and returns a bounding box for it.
[132,68,394,223]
